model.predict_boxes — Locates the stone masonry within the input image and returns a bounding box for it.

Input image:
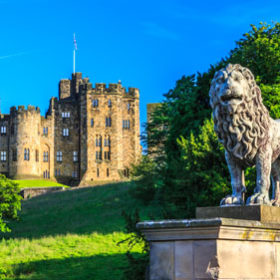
[0,73,141,185]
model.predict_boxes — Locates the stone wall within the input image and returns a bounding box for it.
[20,187,65,199]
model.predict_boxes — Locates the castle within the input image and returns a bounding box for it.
[0,72,141,185]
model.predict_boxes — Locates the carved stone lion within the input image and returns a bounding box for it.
[209,64,280,206]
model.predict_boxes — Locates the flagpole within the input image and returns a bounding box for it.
[73,33,76,74]
[73,48,75,74]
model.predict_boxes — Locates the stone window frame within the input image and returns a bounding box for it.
[123,168,130,177]
[43,151,49,162]
[105,117,112,127]
[91,118,94,127]
[56,151,62,162]
[104,135,111,147]
[95,135,102,147]
[0,125,6,135]
[127,102,131,111]
[35,150,39,162]
[24,148,30,161]
[73,151,78,162]
[104,151,111,161]
[43,170,50,179]
[12,149,17,161]
[95,151,102,160]
[92,99,99,108]
[62,128,69,137]
[122,120,130,129]
[0,151,6,162]
[72,170,78,178]
[62,112,70,118]
[55,169,61,176]
[43,127,48,136]
[108,99,112,107]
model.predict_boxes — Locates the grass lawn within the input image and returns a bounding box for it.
[0,182,161,279]
[14,179,69,189]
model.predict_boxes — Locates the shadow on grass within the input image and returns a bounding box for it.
[1,182,150,239]
[8,252,144,280]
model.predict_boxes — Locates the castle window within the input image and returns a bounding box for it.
[104,151,111,160]
[106,168,109,177]
[63,128,69,136]
[108,99,112,107]
[123,120,130,129]
[72,170,78,178]
[106,117,112,127]
[43,127,48,136]
[96,151,102,160]
[43,151,49,162]
[55,169,61,176]
[92,99,99,107]
[73,151,78,162]
[1,126,6,135]
[43,170,50,179]
[0,151,6,162]
[36,150,39,162]
[56,151,62,162]
[91,118,94,127]
[62,112,70,118]
[96,135,102,147]
[123,168,130,177]
[104,136,110,147]
[97,168,99,177]
[24,148,30,161]
[12,149,17,161]
[127,103,130,111]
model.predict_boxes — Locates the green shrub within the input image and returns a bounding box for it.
[0,174,22,232]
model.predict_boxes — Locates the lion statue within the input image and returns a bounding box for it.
[209,64,280,206]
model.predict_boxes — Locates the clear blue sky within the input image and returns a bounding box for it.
[0,0,279,129]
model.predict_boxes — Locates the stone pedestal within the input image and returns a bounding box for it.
[137,208,280,280]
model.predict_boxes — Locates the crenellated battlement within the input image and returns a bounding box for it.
[91,82,139,98]
[59,73,139,99]
[10,105,41,115]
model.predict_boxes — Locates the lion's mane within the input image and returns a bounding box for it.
[209,64,270,165]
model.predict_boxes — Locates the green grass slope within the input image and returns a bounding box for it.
[0,182,160,280]
[14,179,69,188]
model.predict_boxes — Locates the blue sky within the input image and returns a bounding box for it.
[0,0,280,129]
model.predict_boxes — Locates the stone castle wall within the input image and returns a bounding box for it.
[0,73,141,185]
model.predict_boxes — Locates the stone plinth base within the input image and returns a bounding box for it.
[196,205,280,223]
[137,218,280,280]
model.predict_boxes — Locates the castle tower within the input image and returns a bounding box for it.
[9,106,42,178]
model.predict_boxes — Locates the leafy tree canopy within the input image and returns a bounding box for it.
[142,22,280,217]
[0,175,21,232]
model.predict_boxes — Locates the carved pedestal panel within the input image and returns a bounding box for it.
[138,216,280,280]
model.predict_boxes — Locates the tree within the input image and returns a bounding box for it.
[0,175,22,233]
[143,22,280,215]
[123,21,280,279]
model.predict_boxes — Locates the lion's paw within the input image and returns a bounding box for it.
[220,195,244,206]
[246,193,271,206]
